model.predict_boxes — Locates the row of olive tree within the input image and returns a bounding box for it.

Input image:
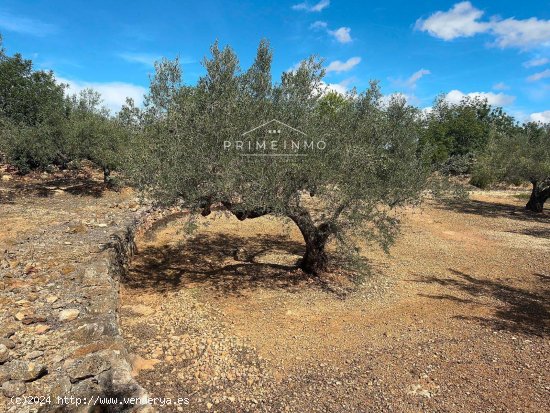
[0,35,128,184]
[1,36,547,276]
[418,89,549,213]
[471,122,550,212]
[123,40,549,277]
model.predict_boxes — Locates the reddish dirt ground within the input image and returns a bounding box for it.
[121,191,549,412]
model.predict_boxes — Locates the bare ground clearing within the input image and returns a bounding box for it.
[120,191,550,413]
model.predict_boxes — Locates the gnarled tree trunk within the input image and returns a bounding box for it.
[289,209,334,276]
[300,233,329,275]
[525,180,549,213]
[204,199,335,276]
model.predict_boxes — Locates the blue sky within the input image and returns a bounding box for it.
[1,1,549,122]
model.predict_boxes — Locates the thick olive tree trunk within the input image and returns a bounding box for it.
[289,209,333,275]
[301,233,329,275]
[525,181,549,213]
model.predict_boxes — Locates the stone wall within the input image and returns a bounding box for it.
[1,207,156,413]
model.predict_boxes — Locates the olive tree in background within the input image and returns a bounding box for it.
[0,35,68,172]
[420,95,517,175]
[64,89,129,185]
[473,122,550,212]
[0,33,132,182]
[129,40,438,275]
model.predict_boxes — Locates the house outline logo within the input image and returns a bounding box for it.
[241,119,307,137]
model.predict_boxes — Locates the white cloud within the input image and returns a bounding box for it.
[405,69,430,88]
[523,57,549,68]
[57,77,146,114]
[492,82,509,91]
[118,53,195,67]
[416,2,550,49]
[527,69,550,82]
[328,27,352,44]
[381,93,418,107]
[0,10,56,37]
[445,89,516,106]
[491,18,550,49]
[310,21,353,44]
[390,68,431,90]
[422,106,434,116]
[323,82,347,95]
[292,0,330,12]
[415,2,488,41]
[310,20,328,30]
[325,57,361,73]
[320,78,353,95]
[529,110,550,123]
[118,52,159,67]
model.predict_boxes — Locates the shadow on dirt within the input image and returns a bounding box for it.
[123,233,313,297]
[437,199,548,223]
[24,176,107,198]
[417,269,550,336]
[1,175,109,204]
[507,227,550,239]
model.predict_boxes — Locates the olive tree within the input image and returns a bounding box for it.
[473,122,550,212]
[64,89,130,185]
[0,35,68,172]
[130,41,436,275]
[420,95,517,174]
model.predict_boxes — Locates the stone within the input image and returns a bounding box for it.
[70,377,103,398]
[46,296,59,304]
[0,339,16,350]
[66,355,110,383]
[49,375,72,401]
[2,381,26,398]
[0,344,9,364]
[14,312,29,322]
[1,329,16,339]
[5,360,47,382]
[59,309,80,322]
[26,351,44,360]
[130,355,160,377]
[24,263,37,274]
[0,366,9,383]
[22,315,47,325]
[34,324,51,335]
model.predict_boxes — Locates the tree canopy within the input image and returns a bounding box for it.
[128,40,438,275]
[0,34,129,179]
[420,95,517,174]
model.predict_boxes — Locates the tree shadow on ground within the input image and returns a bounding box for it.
[416,269,550,336]
[123,233,314,297]
[22,176,107,198]
[1,174,108,202]
[436,199,549,223]
[507,227,550,239]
